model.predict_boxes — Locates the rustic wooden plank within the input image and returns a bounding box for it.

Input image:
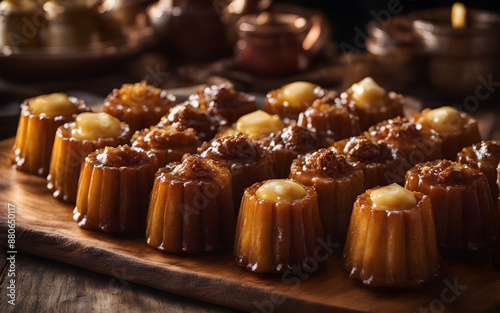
[0,137,499,313]
[0,251,242,313]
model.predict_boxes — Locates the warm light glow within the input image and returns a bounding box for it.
[451,2,467,29]
[302,18,320,51]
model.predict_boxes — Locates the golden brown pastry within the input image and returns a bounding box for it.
[159,103,227,141]
[265,81,327,120]
[74,145,157,233]
[366,116,442,170]
[186,82,256,123]
[47,113,132,203]
[405,159,497,252]
[12,93,90,176]
[198,134,275,209]
[457,141,500,207]
[234,179,324,273]
[343,184,439,287]
[340,77,404,130]
[413,106,481,160]
[289,147,365,243]
[333,135,405,188]
[104,81,176,132]
[259,125,323,179]
[131,123,201,168]
[297,91,361,141]
[147,154,236,254]
[230,110,285,140]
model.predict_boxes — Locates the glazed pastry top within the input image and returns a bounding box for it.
[367,117,441,146]
[369,183,416,211]
[132,123,199,150]
[107,81,175,110]
[259,125,320,153]
[339,135,395,164]
[416,106,476,135]
[300,148,354,179]
[198,134,265,163]
[413,159,482,186]
[255,179,307,202]
[71,113,122,140]
[342,77,397,109]
[277,81,325,109]
[234,110,284,139]
[188,83,255,109]
[29,93,81,117]
[160,154,228,180]
[90,145,153,168]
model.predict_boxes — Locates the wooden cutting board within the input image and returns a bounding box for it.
[0,137,499,313]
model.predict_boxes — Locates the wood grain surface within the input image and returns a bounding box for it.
[0,137,499,313]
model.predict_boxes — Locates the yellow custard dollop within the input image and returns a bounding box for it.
[235,110,284,139]
[256,179,307,202]
[370,183,416,211]
[350,77,387,108]
[280,81,321,108]
[71,112,121,140]
[29,93,79,117]
[424,106,464,133]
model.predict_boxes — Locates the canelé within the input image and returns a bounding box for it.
[297,92,361,141]
[104,81,176,132]
[131,123,201,168]
[343,184,439,287]
[74,145,157,233]
[457,141,500,207]
[47,112,131,203]
[234,179,324,273]
[198,134,275,209]
[147,154,236,254]
[265,81,326,120]
[405,159,497,252]
[187,83,256,123]
[12,93,89,176]
[289,147,365,243]
[339,77,404,130]
[259,125,322,178]
[333,135,405,188]
[413,106,481,160]
[159,103,227,141]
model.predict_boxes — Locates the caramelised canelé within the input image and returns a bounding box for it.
[234,179,324,273]
[297,91,361,142]
[74,145,157,234]
[458,141,500,206]
[13,92,90,176]
[48,112,132,203]
[159,103,227,141]
[333,135,405,188]
[259,125,323,178]
[198,134,275,210]
[413,106,481,160]
[147,154,236,254]
[265,81,327,120]
[131,123,201,168]
[339,77,404,130]
[405,159,498,253]
[290,147,365,243]
[104,81,176,132]
[344,184,439,287]
[187,82,256,123]
[223,110,285,140]
[366,116,442,169]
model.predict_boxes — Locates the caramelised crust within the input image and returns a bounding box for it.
[12,96,90,176]
[333,135,405,188]
[47,121,132,203]
[343,189,439,287]
[159,103,227,141]
[297,96,361,141]
[258,125,323,178]
[104,81,176,131]
[366,117,442,168]
[289,148,365,243]
[457,140,500,205]
[413,108,481,160]
[405,159,498,252]
[234,181,324,273]
[131,123,202,167]
[74,145,157,234]
[198,134,275,209]
[147,154,236,254]
[187,83,256,123]
[340,87,404,130]
[264,86,327,120]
